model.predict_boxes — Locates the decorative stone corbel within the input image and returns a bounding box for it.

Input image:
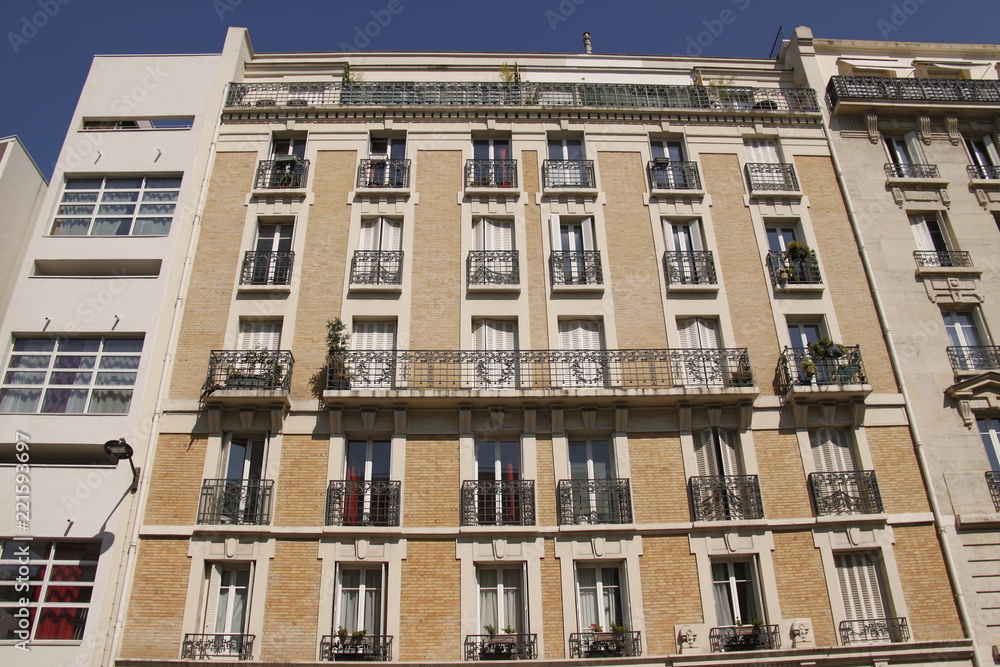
[917,115,932,144]
[270,404,284,434]
[866,113,880,143]
[239,407,255,431]
[678,402,692,434]
[394,404,407,435]
[551,404,564,434]
[207,405,222,435]
[328,405,343,435]
[523,404,536,435]
[581,406,598,430]
[615,403,628,433]
[489,406,506,431]
[945,115,960,145]
[361,407,377,431]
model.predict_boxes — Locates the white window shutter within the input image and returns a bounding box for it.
[383,218,402,251]
[903,131,926,163]
[359,218,378,251]
[695,429,720,477]
[689,219,704,252]
[491,219,512,251]
[205,564,222,633]
[473,218,485,251]
[677,318,698,349]
[811,428,855,472]
[559,320,600,351]
[239,321,281,350]
[717,429,740,475]
[986,135,1000,166]
[581,217,595,251]
[909,214,935,252]
[354,322,396,350]
[836,552,886,621]
[550,214,562,249]
[681,318,719,349]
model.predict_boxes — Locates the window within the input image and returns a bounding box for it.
[470,138,515,187]
[243,222,293,285]
[835,552,893,642]
[745,139,781,164]
[712,560,762,627]
[558,320,605,387]
[576,564,625,631]
[50,176,181,236]
[691,429,763,521]
[0,336,142,414]
[201,435,273,525]
[677,318,723,386]
[353,218,403,285]
[473,319,517,388]
[477,566,525,634]
[884,132,924,167]
[363,135,408,188]
[943,309,989,371]
[545,137,592,188]
[341,439,395,526]
[811,428,855,473]
[966,135,1000,173]
[351,321,397,387]
[238,321,281,351]
[650,140,696,189]
[0,540,100,642]
[272,136,306,160]
[550,216,601,285]
[335,565,386,635]
[469,217,518,286]
[977,417,1000,471]
[695,428,740,477]
[663,218,714,285]
[788,321,822,350]
[909,213,951,259]
[206,564,252,636]
[563,439,630,524]
[474,440,523,524]
[257,135,308,189]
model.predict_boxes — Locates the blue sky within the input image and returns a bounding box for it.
[2,0,998,179]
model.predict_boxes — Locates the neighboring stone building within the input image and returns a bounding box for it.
[0,136,47,325]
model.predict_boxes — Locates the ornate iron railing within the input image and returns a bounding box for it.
[968,164,1000,180]
[568,631,642,658]
[776,346,867,392]
[461,480,535,526]
[197,479,274,525]
[254,158,309,189]
[913,250,974,268]
[947,346,1000,373]
[357,159,411,188]
[467,250,519,286]
[663,251,717,285]
[464,634,537,660]
[320,634,393,661]
[182,633,254,660]
[839,617,909,644]
[542,159,595,188]
[987,471,1000,511]
[828,76,1000,106]
[690,475,764,521]
[203,350,294,394]
[465,159,518,188]
[766,250,822,286]
[350,250,404,285]
[241,250,294,285]
[709,625,780,652]
[557,478,632,524]
[810,471,884,515]
[884,162,940,179]
[227,81,819,112]
[648,160,701,189]
[326,480,401,526]
[745,163,799,192]
[550,250,603,285]
[326,348,754,391]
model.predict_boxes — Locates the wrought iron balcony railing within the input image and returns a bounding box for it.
[766,250,822,286]
[690,475,764,521]
[465,633,537,660]
[968,164,1000,180]
[325,348,754,391]
[557,478,632,524]
[198,479,274,525]
[542,159,595,188]
[255,158,309,189]
[550,250,603,285]
[227,81,819,113]
[884,162,940,179]
[568,631,641,658]
[913,250,974,268]
[663,251,717,285]
[326,480,401,526]
[350,250,404,285]
[828,76,1000,107]
[987,471,1000,511]
[182,633,254,660]
[839,617,909,644]
[357,159,411,188]
[777,346,867,392]
[709,625,780,652]
[947,346,1000,373]
[461,480,535,526]
[241,250,294,285]
[320,634,393,661]
[648,160,701,190]
[203,350,295,394]
[745,162,799,192]
[466,159,518,188]
[467,250,519,286]
[810,471,883,515]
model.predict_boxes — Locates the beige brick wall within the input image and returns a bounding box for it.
[598,151,667,348]
[274,434,329,526]
[629,434,689,523]
[261,540,322,660]
[522,150,550,350]
[893,525,965,641]
[403,436,458,526]
[535,436,557,526]
[170,152,256,400]
[399,540,460,660]
[640,536,703,654]
[754,429,812,519]
[145,434,207,525]
[771,530,836,647]
[540,538,564,658]
[120,538,190,658]
[866,426,930,513]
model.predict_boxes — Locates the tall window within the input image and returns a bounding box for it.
[473,217,514,254]
[343,439,393,525]
[336,565,385,635]
[884,132,925,167]
[966,135,1000,171]
[471,138,514,187]
[650,139,693,188]
[478,566,524,633]
[943,310,987,371]
[246,222,293,285]
[977,417,1000,471]
[695,428,740,477]
[811,428,855,473]
[359,217,402,254]
[352,321,397,388]
[271,136,306,160]
[238,321,281,351]
[664,218,710,284]
[205,564,253,637]
[677,317,722,386]
[470,218,517,285]
[744,139,781,164]
[476,439,522,524]
[50,176,182,236]
[473,319,517,388]
[909,213,951,256]
[365,135,407,187]
[558,320,604,387]
[546,137,588,187]
[550,215,599,285]
[712,560,761,627]
[576,565,624,631]
[219,435,268,525]
[835,552,890,630]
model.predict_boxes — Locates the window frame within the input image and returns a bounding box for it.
[334,563,387,636]
[574,562,627,632]
[711,558,764,627]
[50,175,182,237]
[476,564,526,634]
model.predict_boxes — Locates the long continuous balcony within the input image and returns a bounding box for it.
[325,348,754,391]
[827,76,1000,111]
[663,251,717,286]
[647,160,701,190]
[947,346,1000,373]
[357,159,410,188]
[320,634,393,661]
[550,251,602,285]
[182,633,254,660]
[690,475,764,521]
[241,250,294,285]
[461,480,535,526]
[913,250,974,268]
[777,346,867,393]
[745,163,798,192]
[542,159,595,188]
[557,478,632,524]
[467,250,519,286]
[466,159,518,188]
[709,625,780,652]
[987,471,1000,511]
[198,479,274,525]
[568,631,641,658]
[254,158,308,189]
[839,617,909,644]
[464,634,537,660]
[202,350,294,393]
[326,480,401,526]
[884,162,940,179]
[810,471,883,515]
[227,81,819,113]
[968,164,1000,180]
[350,250,404,285]
[766,250,821,286]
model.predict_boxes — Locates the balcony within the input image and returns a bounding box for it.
[647,160,701,190]
[709,625,780,652]
[884,162,941,179]
[987,471,1000,511]
[557,478,632,525]
[550,251,602,286]
[326,480,401,526]
[467,250,519,286]
[777,346,868,394]
[968,164,1000,180]
[766,250,821,287]
[913,250,974,269]
[810,471,884,515]
[202,350,294,406]
[839,617,909,644]
[320,634,393,661]
[568,631,641,658]
[745,163,799,193]
[542,160,595,189]
[357,159,411,189]
[182,633,254,660]
[198,479,274,525]
[690,475,764,521]
[827,76,1000,114]
[947,346,1000,373]
[350,250,403,286]
[254,158,308,190]
[663,251,717,286]
[464,633,537,660]
[240,250,294,286]
[461,480,535,526]
[465,159,518,189]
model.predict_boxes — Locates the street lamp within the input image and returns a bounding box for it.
[104,438,140,494]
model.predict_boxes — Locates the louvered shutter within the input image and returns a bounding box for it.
[473,218,486,251]
[359,218,378,251]
[581,217,595,252]
[475,320,515,351]
[550,214,562,249]
[746,140,779,164]
[717,429,740,475]
[909,214,936,252]
[695,429,720,477]
[811,428,855,472]
[677,318,698,349]
[679,318,720,349]
[903,131,926,164]
[354,322,396,350]
[688,219,704,251]
[383,218,402,251]
[204,565,222,633]
[986,135,1000,166]
[835,552,886,621]
[239,321,281,350]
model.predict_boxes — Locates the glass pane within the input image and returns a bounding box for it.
[138,203,175,215]
[35,607,88,640]
[499,441,520,480]
[145,176,182,189]
[51,218,90,235]
[103,339,143,353]
[57,205,95,216]
[104,178,144,189]
[371,441,391,480]
[95,372,137,386]
[591,441,612,480]
[101,191,138,202]
[0,583,39,602]
[44,585,93,603]
[59,339,101,353]
[132,218,171,235]
[8,355,49,369]
[49,565,98,582]
[48,372,92,386]
[91,218,132,235]
[345,441,367,481]
[41,389,89,413]
[4,371,47,384]
[99,355,140,370]
[87,390,132,414]
[61,192,99,203]
[54,356,96,369]
[65,178,103,190]
[0,388,42,412]
[54,543,101,560]
[1,541,50,560]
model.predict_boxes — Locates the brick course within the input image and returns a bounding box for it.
[273,434,330,526]
[399,540,461,660]
[771,530,836,647]
[144,434,207,525]
[639,535,703,654]
[261,540,322,660]
[120,539,190,658]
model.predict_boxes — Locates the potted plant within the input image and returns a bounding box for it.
[800,359,818,379]
[809,337,844,360]
[326,317,351,389]
[785,241,813,264]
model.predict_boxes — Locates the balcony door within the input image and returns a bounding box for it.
[478,566,525,634]
[966,136,1000,169]
[651,140,689,188]
[576,565,624,631]
[547,138,585,186]
[744,139,780,164]
[345,439,392,525]
[272,136,306,160]
[569,439,614,522]
[221,436,267,524]
[788,321,823,383]
[238,321,281,351]
[766,226,797,252]
[695,428,740,477]
[651,140,685,162]
[835,552,891,640]
[909,213,950,255]
[944,310,987,371]
[359,217,402,253]
[477,440,521,524]
[884,132,924,167]
[811,428,855,473]
[473,319,517,388]
[336,565,386,636]
[558,319,604,387]
[472,138,513,187]
[664,218,705,284]
[251,223,293,284]
[552,216,595,285]
[368,136,406,187]
[205,564,253,638]
[472,218,515,285]
[677,317,722,386]
[712,560,761,627]
[352,322,397,388]
[474,217,513,253]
